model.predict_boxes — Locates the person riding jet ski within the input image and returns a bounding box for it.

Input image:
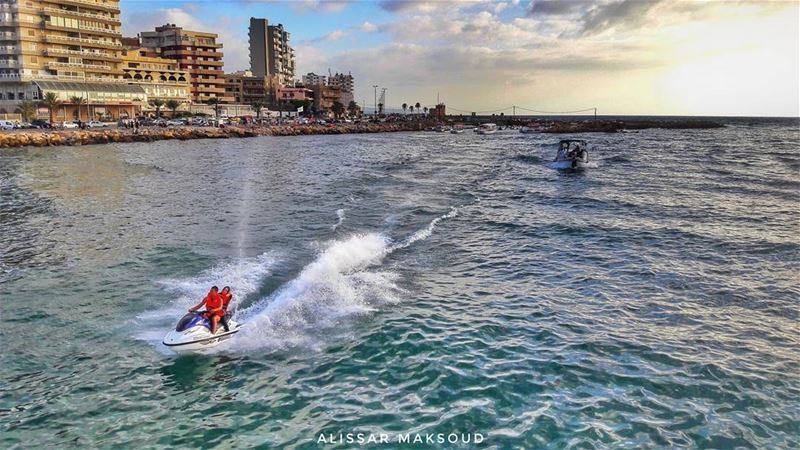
[188,286,225,334]
[219,286,233,332]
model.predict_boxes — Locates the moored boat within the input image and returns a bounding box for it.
[477,123,497,135]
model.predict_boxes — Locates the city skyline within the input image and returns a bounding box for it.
[120,0,799,117]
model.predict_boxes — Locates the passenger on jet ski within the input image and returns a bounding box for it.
[219,286,233,332]
[188,286,225,334]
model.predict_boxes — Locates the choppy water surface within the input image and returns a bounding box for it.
[1,118,799,448]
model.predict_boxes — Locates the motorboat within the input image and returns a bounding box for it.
[450,125,465,134]
[477,123,497,135]
[550,139,589,170]
[435,125,449,132]
[162,311,242,353]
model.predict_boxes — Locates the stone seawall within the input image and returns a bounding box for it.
[0,122,428,148]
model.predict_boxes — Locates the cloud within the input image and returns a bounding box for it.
[324,30,348,41]
[292,0,352,13]
[360,21,379,33]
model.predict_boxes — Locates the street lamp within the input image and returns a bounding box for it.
[372,84,377,117]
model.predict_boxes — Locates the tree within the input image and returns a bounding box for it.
[251,100,264,119]
[331,101,345,119]
[39,92,61,126]
[205,97,222,120]
[165,99,180,118]
[377,102,384,116]
[150,98,165,118]
[409,105,414,115]
[16,100,37,123]
[347,100,359,117]
[414,102,421,113]
[402,103,408,115]
[69,95,86,121]
[423,106,428,116]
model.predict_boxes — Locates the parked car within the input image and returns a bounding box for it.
[62,121,79,129]
[87,120,106,128]
[0,120,15,130]
[166,119,186,126]
[31,119,52,129]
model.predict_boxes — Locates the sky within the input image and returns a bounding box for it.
[120,0,800,117]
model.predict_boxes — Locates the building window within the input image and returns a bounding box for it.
[17,92,24,99]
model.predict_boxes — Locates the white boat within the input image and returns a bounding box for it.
[162,311,242,353]
[450,125,465,134]
[519,126,540,134]
[550,139,589,170]
[477,123,497,135]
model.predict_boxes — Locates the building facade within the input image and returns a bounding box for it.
[222,69,274,106]
[301,72,325,86]
[248,17,294,86]
[121,47,190,104]
[0,0,147,119]
[140,24,231,103]
[327,71,354,106]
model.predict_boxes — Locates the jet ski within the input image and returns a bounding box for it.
[162,311,242,353]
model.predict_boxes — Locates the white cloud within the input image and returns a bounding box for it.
[360,21,378,33]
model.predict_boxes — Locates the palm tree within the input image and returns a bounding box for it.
[401,103,408,115]
[39,92,61,126]
[250,100,264,119]
[414,102,421,114]
[409,105,414,115]
[69,95,86,121]
[165,99,180,118]
[16,100,37,123]
[150,98,165,118]
[331,101,345,119]
[347,100,359,117]
[205,97,222,120]
[423,106,428,116]
[377,102,383,116]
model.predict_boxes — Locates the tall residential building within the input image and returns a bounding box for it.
[0,0,146,119]
[301,72,325,86]
[140,24,231,103]
[248,18,294,86]
[222,69,274,106]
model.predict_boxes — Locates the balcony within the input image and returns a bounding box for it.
[42,7,121,24]
[0,45,18,53]
[0,60,19,68]
[56,0,121,13]
[45,22,121,38]
[47,61,112,70]
[0,32,17,41]
[44,48,120,60]
[44,34,121,48]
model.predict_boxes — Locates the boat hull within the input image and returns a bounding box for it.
[549,160,588,170]
[163,320,241,353]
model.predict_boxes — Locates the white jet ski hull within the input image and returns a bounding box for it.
[549,160,589,170]
[162,320,241,353]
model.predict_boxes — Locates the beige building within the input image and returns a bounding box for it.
[140,24,231,103]
[223,69,274,106]
[0,0,148,119]
[121,47,190,104]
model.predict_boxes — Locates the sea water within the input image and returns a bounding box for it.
[1,118,798,448]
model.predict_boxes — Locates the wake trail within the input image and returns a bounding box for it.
[331,208,346,231]
[231,206,460,352]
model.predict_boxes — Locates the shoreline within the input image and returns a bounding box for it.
[0,118,725,149]
[0,122,428,148]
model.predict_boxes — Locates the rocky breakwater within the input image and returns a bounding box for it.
[541,119,724,133]
[0,121,428,149]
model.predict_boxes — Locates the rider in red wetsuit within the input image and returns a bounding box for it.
[189,286,224,334]
[219,286,233,332]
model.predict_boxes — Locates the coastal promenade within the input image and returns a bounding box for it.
[0,122,428,149]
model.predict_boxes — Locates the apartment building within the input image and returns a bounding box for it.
[222,69,274,106]
[140,23,231,103]
[248,18,294,86]
[0,0,147,119]
[121,47,190,104]
[301,72,325,87]
[327,71,354,105]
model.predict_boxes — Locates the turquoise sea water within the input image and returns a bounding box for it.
[1,119,799,448]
